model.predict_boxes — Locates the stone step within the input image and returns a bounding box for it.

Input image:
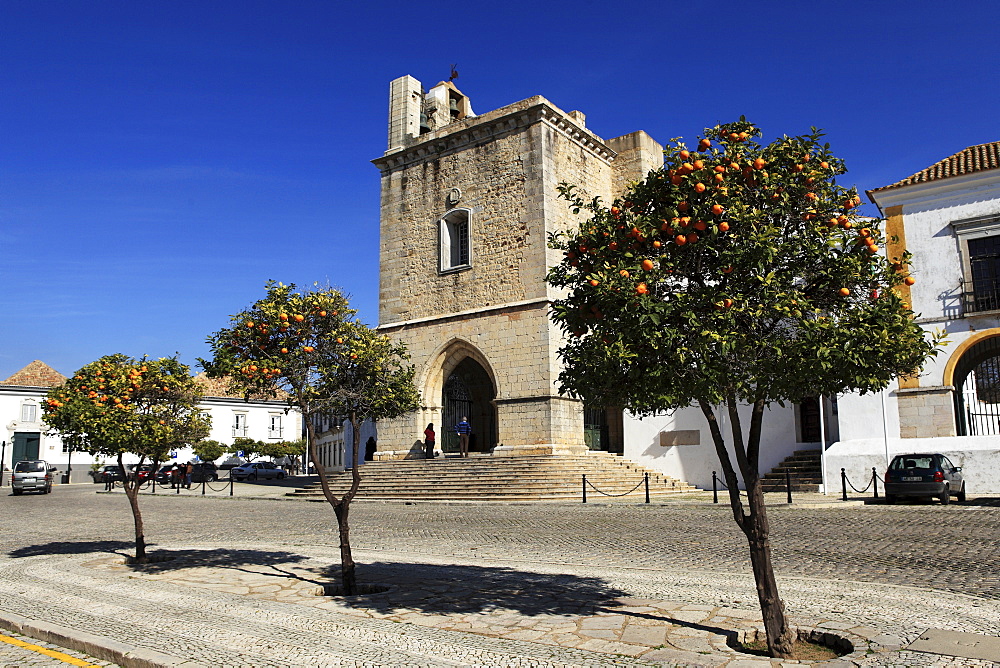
[287,453,697,501]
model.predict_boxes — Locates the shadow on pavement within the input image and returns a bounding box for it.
[311,560,629,617]
[9,540,137,558]
[127,547,308,573]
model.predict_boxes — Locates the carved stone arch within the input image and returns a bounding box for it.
[420,337,500,406]
[421,338,499,453]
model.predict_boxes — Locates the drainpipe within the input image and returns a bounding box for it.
[819,396,827,495]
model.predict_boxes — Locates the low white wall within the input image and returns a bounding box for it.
[623,403,812,490]
[826,436,1000,495]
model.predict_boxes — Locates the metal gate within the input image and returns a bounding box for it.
[954,335,1000,436]
[442,374,472,453]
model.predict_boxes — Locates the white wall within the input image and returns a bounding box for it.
[623,401,823,490]
[826,436,1000,495]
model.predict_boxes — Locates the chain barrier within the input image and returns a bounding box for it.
[840,467,880,501]
[582,473,650,503]
[103,475,238,496]
[711,470,731,504]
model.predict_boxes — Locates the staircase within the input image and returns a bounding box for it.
[760,449,823,492]
[287,451,698,502]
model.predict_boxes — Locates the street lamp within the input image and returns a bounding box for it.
[1,440,6,486]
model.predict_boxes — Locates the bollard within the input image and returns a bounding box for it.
[841,468,848,501]
[230,474,234,497]
[202,477,206,496]
[712,471,719,504]
[872,467,879,499]
[644,472,650,504]
[582,474,587,504]
[785,469,793,504]
[152,477,156,494]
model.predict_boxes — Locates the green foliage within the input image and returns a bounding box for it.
[546,119,943,413]
[201,281,420,431]
[192,439,226,463]
[42,354,211,463]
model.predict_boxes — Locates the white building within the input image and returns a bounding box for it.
[823,140,1000,494]
[1,361,302,483]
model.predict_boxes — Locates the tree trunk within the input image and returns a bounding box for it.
[119,453,147,564]
[303,406,361,595]
[742,480,795,657]
[699,399,795,658]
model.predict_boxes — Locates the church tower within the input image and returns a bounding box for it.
[372,75,663,457]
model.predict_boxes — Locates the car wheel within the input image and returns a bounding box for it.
[12,489,23,495]
[251,473,257,481]
[957,483,967,502]
[939,486,950,505]
[884,494,896,505]
[277,472,285,480]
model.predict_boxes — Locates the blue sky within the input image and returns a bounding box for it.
[2,0,998,381]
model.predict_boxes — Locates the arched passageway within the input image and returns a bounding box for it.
[954,335,1000,436]
[441,357,497,454]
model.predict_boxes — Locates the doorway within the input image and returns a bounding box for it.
[12,432,41,463]
[441,357,496,454]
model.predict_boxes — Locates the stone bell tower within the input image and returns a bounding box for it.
[372,75,663,458]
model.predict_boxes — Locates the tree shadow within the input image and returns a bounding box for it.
[306,560,628,617]
[118,547,309,573]
[9,540,137,559]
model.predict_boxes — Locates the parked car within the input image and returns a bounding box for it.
[191,462,219,482]
[12,460,55,495]
[884,453,965,505]
[91,465,126,484]
[135,465,157,482]
[231,461,285,481]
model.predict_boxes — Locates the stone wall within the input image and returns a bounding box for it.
[897,386,956,438]
[373,80,661,456]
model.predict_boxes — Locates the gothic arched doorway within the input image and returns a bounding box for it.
[441,357,497,454]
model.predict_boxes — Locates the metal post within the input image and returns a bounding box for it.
[582,474,587,503]
[229,473,234,497]
[202,477,206,495]
[152,476,156,493]
[176,477,180,494]
[872,467,879,499]
[786,469,793,504]
[712,471,718,504]
[0,441,5,486]
[644,472,650,504]
[841,468,848,501]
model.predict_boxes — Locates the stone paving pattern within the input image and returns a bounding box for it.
[2,482,999,666]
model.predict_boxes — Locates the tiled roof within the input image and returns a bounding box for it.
[869,141,1000,196]
[1,361,67,388]
[194,372,290,401]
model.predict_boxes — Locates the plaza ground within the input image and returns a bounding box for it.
[2,480,999,666]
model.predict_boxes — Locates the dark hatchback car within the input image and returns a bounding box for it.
[884,453,965,505]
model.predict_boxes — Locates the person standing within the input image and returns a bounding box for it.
[454,417,471,458]
[423,423,436,459]
[364,436,377,462]
[185,461,194,489]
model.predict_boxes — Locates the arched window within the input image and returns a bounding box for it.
[439,208,471,272]
[954,335,1000,435]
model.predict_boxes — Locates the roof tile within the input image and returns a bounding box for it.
[1,361,68,388]
[870,140,1000,196]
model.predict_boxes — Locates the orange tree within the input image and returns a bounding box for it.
[201,281,420,593]
[42,354,210,563]
[546,119,942,658]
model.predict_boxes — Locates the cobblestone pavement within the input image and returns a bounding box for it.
[1,482,999,666]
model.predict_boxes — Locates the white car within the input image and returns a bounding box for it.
[230,462,286,481]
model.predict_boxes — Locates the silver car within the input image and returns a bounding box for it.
[231,461,286,481]
[12,460,55,495]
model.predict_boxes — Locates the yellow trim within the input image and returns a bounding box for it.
[942,328,1000,387]
[884,205,917,389]
[0,633,98,667]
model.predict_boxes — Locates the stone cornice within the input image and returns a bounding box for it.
[377,298,550,332]
[372,97,616,173]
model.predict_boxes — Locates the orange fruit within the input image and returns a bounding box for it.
[675,234,688,246]
[711,204,724,215]
[903,276,916,286]
[641,259,654,271]
[838,288,851,296]
[636,283,648,295]
[718,222,730,232]
[699,138,711,150]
